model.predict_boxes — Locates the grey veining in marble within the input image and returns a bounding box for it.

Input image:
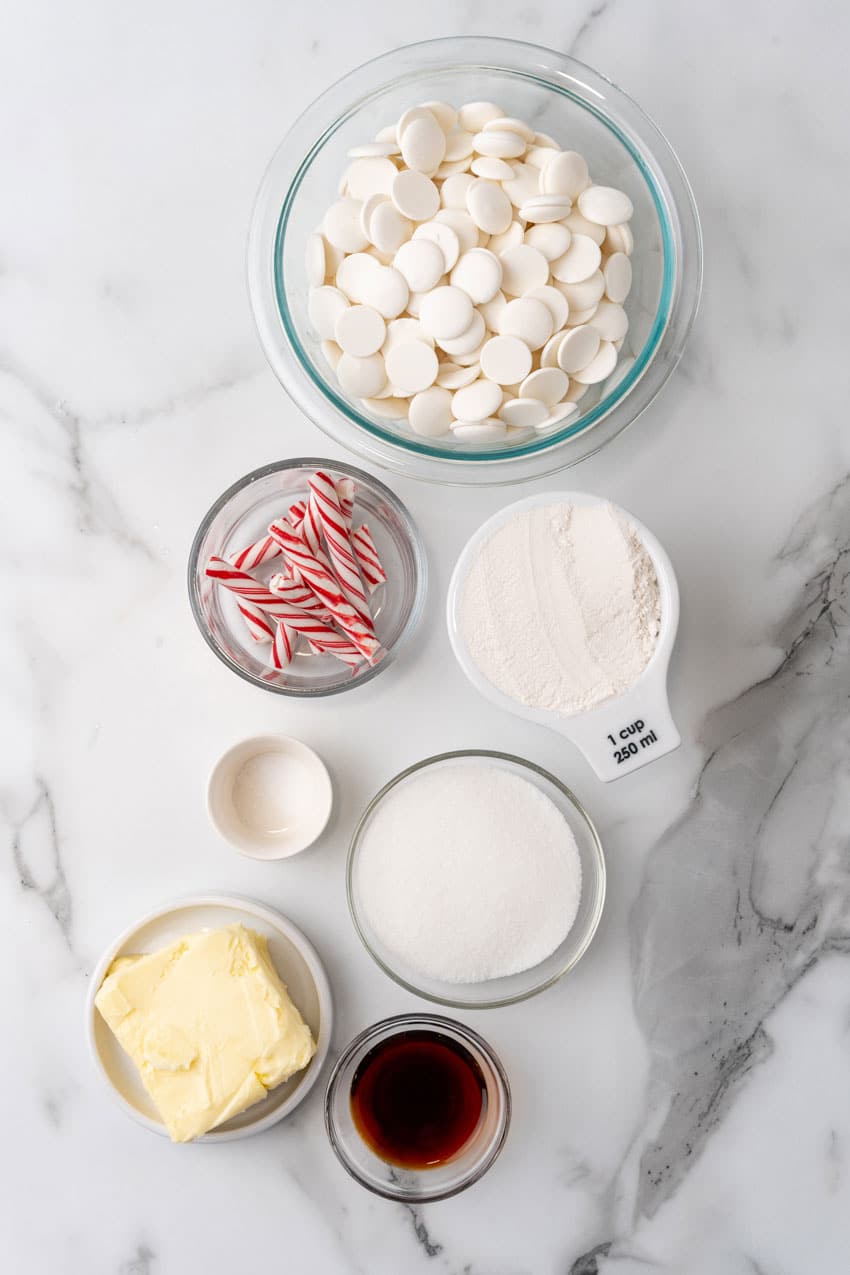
[12,781,74,951]
[628,475,850,1236]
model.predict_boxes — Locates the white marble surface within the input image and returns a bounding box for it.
[4,3,850,1272]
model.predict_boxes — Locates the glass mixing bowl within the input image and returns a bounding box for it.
[248,37,702,485]
[188,459,426,696]
[347,750,606,1007]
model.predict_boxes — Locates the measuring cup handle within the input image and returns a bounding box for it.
[563,683,681,782]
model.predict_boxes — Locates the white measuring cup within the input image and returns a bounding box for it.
[446,491,681,783]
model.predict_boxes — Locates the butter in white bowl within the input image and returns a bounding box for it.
[94,923,316,1142]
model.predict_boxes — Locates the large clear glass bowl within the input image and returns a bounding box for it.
[248,37,702,485]
[347,750,606,1007]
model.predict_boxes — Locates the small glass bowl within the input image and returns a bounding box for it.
[248,37,702,485]
[188,459,426,696]
[347,750,606,1007]
[324,1013,510,1201]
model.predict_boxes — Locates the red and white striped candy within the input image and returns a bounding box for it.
[299,495,326,559]
[267,571,331,618]
[287,498,335,594]
[350,523,387,592]
[237,598,276,643]
[308,471,374,633]
[288,500,307,532]
[313,642,363,670]
[273,549,305,590]
[271,620,294,669]
[229,535,282,571]
[336,477,355,530]
[266,520,381,663]
[205,557,307,620]
[271,604,365,668]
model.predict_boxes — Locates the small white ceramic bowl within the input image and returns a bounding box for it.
[207,735,333,859]
[86,894,333,1141]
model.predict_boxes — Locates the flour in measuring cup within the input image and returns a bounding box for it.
[459,502,661,715]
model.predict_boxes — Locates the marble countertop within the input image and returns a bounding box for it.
[5,3,850,1272]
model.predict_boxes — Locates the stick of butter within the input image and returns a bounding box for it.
[95,923,316,1142]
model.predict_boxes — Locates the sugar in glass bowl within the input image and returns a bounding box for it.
[347,750,606,1007]
[188,459,426,697]
[248,37,702,485]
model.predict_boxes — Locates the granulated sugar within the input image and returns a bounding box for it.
[356,761,582,984]
[459,502,661,716]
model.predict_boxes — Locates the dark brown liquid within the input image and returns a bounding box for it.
[350,1030,486,1169]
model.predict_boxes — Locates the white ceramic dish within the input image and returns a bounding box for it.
[446,491,681,782]
[207,735,333,859]
[86,894,333,1141]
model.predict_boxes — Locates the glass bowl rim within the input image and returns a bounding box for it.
[346,748,607,1007]
[248,35,703,483]
[323,1010,511,1201]
[186,456,428,697]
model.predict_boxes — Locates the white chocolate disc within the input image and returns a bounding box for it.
[384,341,439,395]
[435,208,479,253]
[308,285,349,339]
[413,219,461,271]
[408,386,454,436]
[466,179,513,235]
[577,185,634,226]
[418,285,474,340]
[470,156,515,180]
[451,378,504,422]
[550,234,602,284]
[323,198,369,253]
[498,396,549,428]
[519,367,568,405]
[334,304,386,357]
[483,115,535,142]
[358,265,410,319]
[347,156,397,202]
[458,102,504,132]
[436,310,485,356]
[436,362,480,389]
[556,324,601,374]
[450,248,503,304]
[589,300,629,343]
[440,172,476,208]
[400,112,446,173]
[499,244,550,296]
[391,169,440,221]
[479,335,533,385]
[498,296,553,350]
[542,151,590,198]
[369,201,413,255]
[337,351,387,397]
[393,239,445,293]
[571,339,618,384]
[603,252,633,304]
[452,418,508,442]
[524,222,571,261]
[472,129,526,159]
[305,233,327,287]
[527,284,569,332]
